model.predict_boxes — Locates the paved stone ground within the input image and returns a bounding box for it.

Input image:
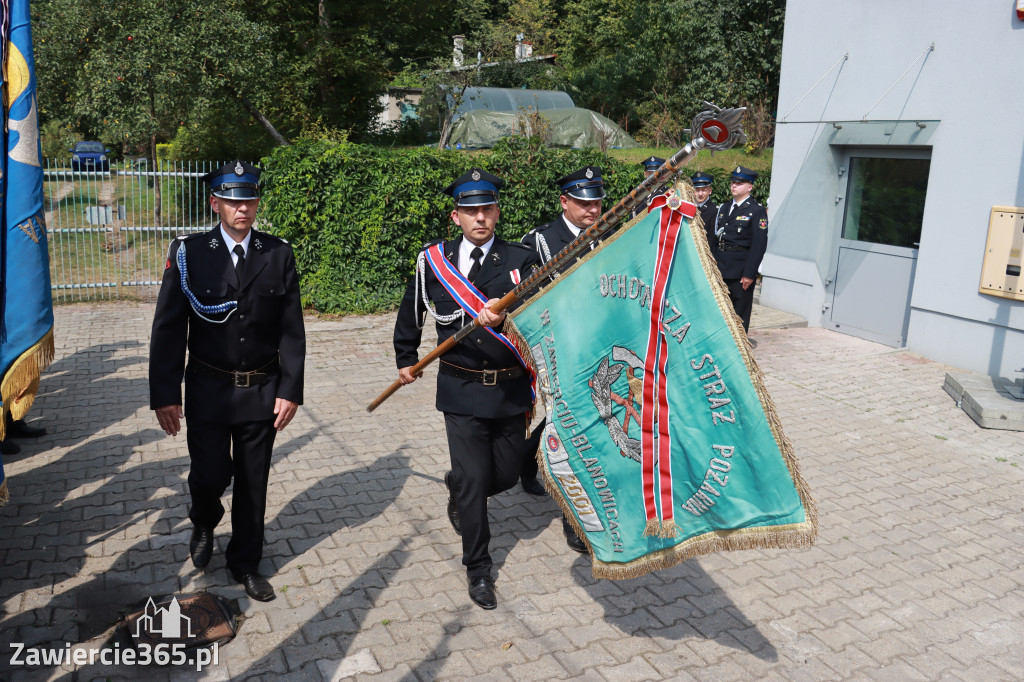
[1,301,1022,681]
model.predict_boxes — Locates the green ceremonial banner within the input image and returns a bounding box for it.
[511,190,817,579]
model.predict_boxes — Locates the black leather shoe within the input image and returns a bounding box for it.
[0,439,20,456]
[189,526,214,568]
[231,570,275,602]
[7,418,46,438]
[444,471,461,536]
[562,517,588,554]
[467,576,496,610]
[520,476,546,496]
[565,528,589,553]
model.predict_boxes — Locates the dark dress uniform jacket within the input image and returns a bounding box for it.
[150,227,305,423]
[713,197,768,280]
[627,182,672,221]
[521,218,575,263]
[697,199,718,250]
[394,236,540,420]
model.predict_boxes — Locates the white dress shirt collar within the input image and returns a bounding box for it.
[459,235,495,277]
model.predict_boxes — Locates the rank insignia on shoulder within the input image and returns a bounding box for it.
[209,237,220,249]
[759,218,768,229]
[254,238,263,250]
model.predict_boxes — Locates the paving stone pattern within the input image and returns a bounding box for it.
[0,301,1021,681]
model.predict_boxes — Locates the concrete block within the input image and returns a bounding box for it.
[944,371,1024,431]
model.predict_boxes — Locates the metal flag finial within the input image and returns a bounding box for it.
[684,102,748,151]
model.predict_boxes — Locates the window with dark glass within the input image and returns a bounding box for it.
[842,157,931,248]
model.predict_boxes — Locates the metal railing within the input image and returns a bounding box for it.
[45,159,225,302]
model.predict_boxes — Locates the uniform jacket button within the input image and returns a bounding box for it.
[239,337,246,343]
[239,314,246,320]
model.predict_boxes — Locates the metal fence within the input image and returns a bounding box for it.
[45,159,225,302]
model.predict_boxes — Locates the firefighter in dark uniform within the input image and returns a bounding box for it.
[691,172,717,249]
[519,165,606,554]
[713,166,768,331]
[393,168,540,610]
[628,156,672,220]
[150,160,306,603]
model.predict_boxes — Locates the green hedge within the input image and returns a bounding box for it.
[258,138,769,314]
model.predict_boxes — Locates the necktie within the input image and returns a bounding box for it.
[467,247,483,283]
[233,244,246,280]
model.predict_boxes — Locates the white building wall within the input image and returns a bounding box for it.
[767,0,1024,376]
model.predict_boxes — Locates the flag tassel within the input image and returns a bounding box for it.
[0,326,54,439]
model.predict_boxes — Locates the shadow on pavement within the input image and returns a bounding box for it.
[571,555,779,662]
[240,538,412,679]
[265,450,411,574]
[33,340,149,445]
[487,487,563,574]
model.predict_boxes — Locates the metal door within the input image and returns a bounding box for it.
[825,153,931,347]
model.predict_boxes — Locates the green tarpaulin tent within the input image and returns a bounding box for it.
[448,108,640,149]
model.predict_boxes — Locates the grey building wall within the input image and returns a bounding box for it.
[765,0,1024,376]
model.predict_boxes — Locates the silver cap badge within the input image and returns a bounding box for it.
[471,169,481,181]
[585,168,594,179]
[234,161,244,176]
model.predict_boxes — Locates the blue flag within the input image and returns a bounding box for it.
[511,189,816,579]
[0,0,54,504]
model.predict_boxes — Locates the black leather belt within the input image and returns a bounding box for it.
[717,243,749,252]
[188,356,279,388]
[439,361,523,386]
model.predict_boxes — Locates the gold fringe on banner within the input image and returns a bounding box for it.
[501,316,540,431]
[0,326,55,441]
[585,181,819,580]
[523,182,818,580]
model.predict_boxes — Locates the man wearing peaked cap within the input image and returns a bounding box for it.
[629,157,672,220]
[522,165,605,266]
[557,165,607,201]
[642,156,665,175]
[202,159,262,199]
[712,165,768,332]
[150,159,305,603]
[691,172,718,249]
[393,167,540,610]
[442,167,503,206]
[518,165,609,553]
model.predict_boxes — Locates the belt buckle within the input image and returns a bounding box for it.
[482,369,497,386]
[234,372,251,388]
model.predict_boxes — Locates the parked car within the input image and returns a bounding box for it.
[70,141,111,172]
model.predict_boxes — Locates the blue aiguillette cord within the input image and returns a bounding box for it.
[176,242,238,324]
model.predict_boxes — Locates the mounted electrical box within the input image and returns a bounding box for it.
[979,206,1024,301]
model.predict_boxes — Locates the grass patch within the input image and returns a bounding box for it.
[608,147,773,173]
